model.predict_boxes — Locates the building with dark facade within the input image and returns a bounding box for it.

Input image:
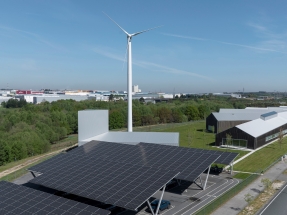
[215,111,287,150]
[206,107,287,134]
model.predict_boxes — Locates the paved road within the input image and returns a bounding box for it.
[212,160,287,215]
[259,183,287,215]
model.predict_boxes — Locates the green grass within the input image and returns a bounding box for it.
[134,121,249,160]
[0,154,57,182]
[233,173,252,179]
[234,139,287,172]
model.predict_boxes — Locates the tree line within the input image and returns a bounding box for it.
[1,96,274,166]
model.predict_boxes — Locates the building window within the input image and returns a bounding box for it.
[265,129,287,142]
[222,138,247,148]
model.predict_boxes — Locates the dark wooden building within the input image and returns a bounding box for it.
[215,112,287,150]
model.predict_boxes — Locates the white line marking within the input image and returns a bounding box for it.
[258,183,287,215]
[181,178,240,215]
[171,178,235,215]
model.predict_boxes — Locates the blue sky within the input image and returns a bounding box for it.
[0,0,286,93]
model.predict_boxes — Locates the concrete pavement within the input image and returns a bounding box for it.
[211,159,287,215]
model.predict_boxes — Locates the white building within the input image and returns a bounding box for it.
[132,85,141,93]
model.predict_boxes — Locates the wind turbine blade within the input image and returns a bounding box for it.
[103,12,130,36]
[131,25,163,37]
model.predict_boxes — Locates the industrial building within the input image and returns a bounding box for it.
[215,111,287,150]
[15,94,89,104]
[206,107,287,133]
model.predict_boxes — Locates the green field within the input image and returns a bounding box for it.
[134,121,287,174]
[234,139,287,172]
[133,121,249,160]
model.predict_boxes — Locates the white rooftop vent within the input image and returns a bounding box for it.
[260,111,278,121]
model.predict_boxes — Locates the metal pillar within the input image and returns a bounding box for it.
[203,165,211,190]
[147,200,155,215]
[30,171,36,178]
[127,35,133,132]
[193,176,204,190]
[230,162,233,175]
[155,185,166,215]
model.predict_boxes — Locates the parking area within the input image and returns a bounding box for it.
[13,171,239,215]
[116,173,240,215]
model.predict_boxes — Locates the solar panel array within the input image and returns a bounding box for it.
[28,140,237,211]
[0,181,110,215]
[30,155,179,211]
[138,142,239,165]
[30,141,220,182]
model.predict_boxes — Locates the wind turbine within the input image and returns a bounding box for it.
[104,13,161,132]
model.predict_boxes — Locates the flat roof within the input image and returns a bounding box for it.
[81,131,179,146]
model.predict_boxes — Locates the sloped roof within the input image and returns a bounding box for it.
[236,112,287,138]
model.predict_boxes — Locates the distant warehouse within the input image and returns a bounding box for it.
[215,111,287,150]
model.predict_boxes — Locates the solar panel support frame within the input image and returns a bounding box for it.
[134,172,180,211]
[30,171,36,178]
[147,200,155,215]
[155,185,166,215]
[193,176,204,190]
[204,165,211,190]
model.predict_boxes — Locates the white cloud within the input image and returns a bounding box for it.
[162,33,206,41]
[0,25,66,51]
[90,46,213,81]
[163,32,287,54]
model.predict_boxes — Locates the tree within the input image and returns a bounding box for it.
[261,178,272,191]
[278,128,284,149]
[109,110,124,129]
[139,97,145,103]
[187,129,192,148]
[185,106,200,121]
[226,133,232,147]
[109,94,114,101]
[244,193,254,204]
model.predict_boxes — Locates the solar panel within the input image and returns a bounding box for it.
[30,156,179,211]
[0,181,110,215]
[30,141,220,182]
[137,142,239,165]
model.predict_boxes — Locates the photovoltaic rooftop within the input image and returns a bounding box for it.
[30,141,223,182]
[30,154,179,210]
[138,142,238,165]
[29,141,238,211]
[0,181,110,215]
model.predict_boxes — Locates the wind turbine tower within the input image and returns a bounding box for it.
[104,13,161,132]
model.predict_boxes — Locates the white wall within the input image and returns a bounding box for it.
[78,110,109,146]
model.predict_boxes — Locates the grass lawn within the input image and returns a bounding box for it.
[133,121,249,160]
[0,154,57,182]
[234,138,287,173]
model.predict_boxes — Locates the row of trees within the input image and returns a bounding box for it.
[0,97,242,165]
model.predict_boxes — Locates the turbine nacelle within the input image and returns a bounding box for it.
[103,12,162,39]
